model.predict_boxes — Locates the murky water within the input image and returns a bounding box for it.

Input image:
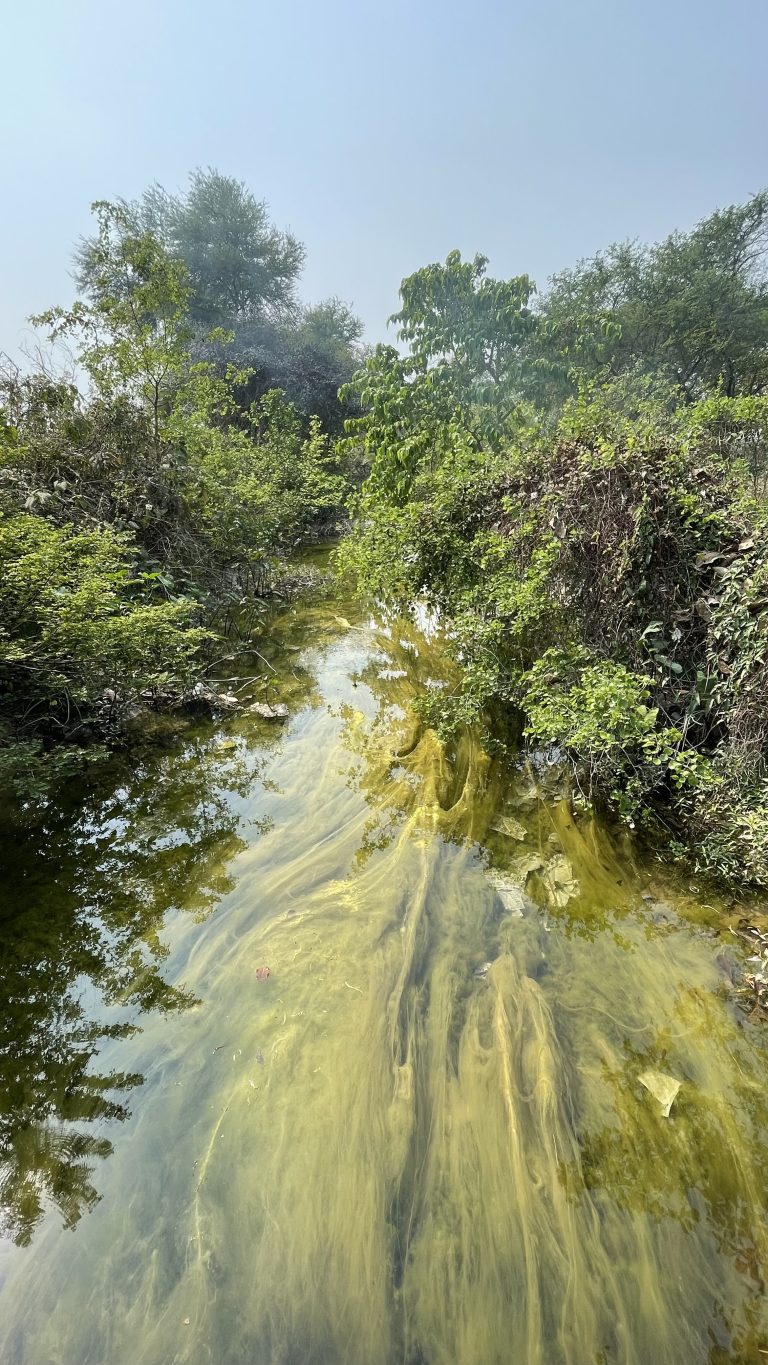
[1,573,767,1364]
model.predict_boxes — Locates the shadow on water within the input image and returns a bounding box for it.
[0,577,767,1364]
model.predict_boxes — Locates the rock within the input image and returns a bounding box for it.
[511,852,546,881]
[639,1069,681,1117]
[249,702,288,720]
[715,952,739,986]
[182,684,239,713]
[508,783,539,813]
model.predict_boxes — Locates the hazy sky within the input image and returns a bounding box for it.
[2,0,767,357]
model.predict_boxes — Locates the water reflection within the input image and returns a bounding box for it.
[0,600,337,1249]
[0,737,248,1244]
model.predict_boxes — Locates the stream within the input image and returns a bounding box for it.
[0,567,767,1364]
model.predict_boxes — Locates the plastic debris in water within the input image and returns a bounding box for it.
[639,1069,681,1117]
[490,815,527,841]
[487,874,527,917]
[256,966,270,981]
[249,702,288,720]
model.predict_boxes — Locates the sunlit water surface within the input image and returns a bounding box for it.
[1,577,767,1364]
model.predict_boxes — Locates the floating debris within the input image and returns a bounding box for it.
[639,1069,681,1117]
[487,875,527,917]
[256,965,271,981]
[490,815,527,841]
[250,702,289,720]
[541,855,580,907]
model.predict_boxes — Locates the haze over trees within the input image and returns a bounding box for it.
[75,169,364,430]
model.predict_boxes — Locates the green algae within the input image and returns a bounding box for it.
[0,586,767,1364]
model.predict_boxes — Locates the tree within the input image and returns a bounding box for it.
[76,174,363,427]
[40,199,192,449]
[341,252,536,500]
[76,169,305,329]
[535,191,768,402]
[391,250,536,390]
[220,298,366,433]
[167,169,305,327]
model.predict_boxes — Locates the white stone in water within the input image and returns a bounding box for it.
[491,815,527,841]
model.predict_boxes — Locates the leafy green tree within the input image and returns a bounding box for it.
[535,191,768,402]
[38,200,193,448]
[0,198,349,804]
[29,201,346,581]
[76,173,364,427]
[392,250,536,391]
[341,252,536,500]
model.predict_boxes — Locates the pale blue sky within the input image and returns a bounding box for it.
[2,0,766,357]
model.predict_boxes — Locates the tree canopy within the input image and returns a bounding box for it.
[535,190,768,402]
[76,169,364,428]
[76,169,305,328]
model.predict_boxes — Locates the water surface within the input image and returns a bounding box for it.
[1,581,767,1364]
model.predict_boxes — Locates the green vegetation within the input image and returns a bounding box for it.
[340,192,768,888]
[75,170,364,432]
[6,177,768,888]
[1,183,357,809]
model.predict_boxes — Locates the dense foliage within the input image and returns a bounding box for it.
[1,193,350,808]
[340,192,768,888]
[535,190,768,405]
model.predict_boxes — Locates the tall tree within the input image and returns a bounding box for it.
[342,252,536,499]
[535,191,768,402]
[219,298,365,433]
[43,200,192,446]
[76,169,305,329]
